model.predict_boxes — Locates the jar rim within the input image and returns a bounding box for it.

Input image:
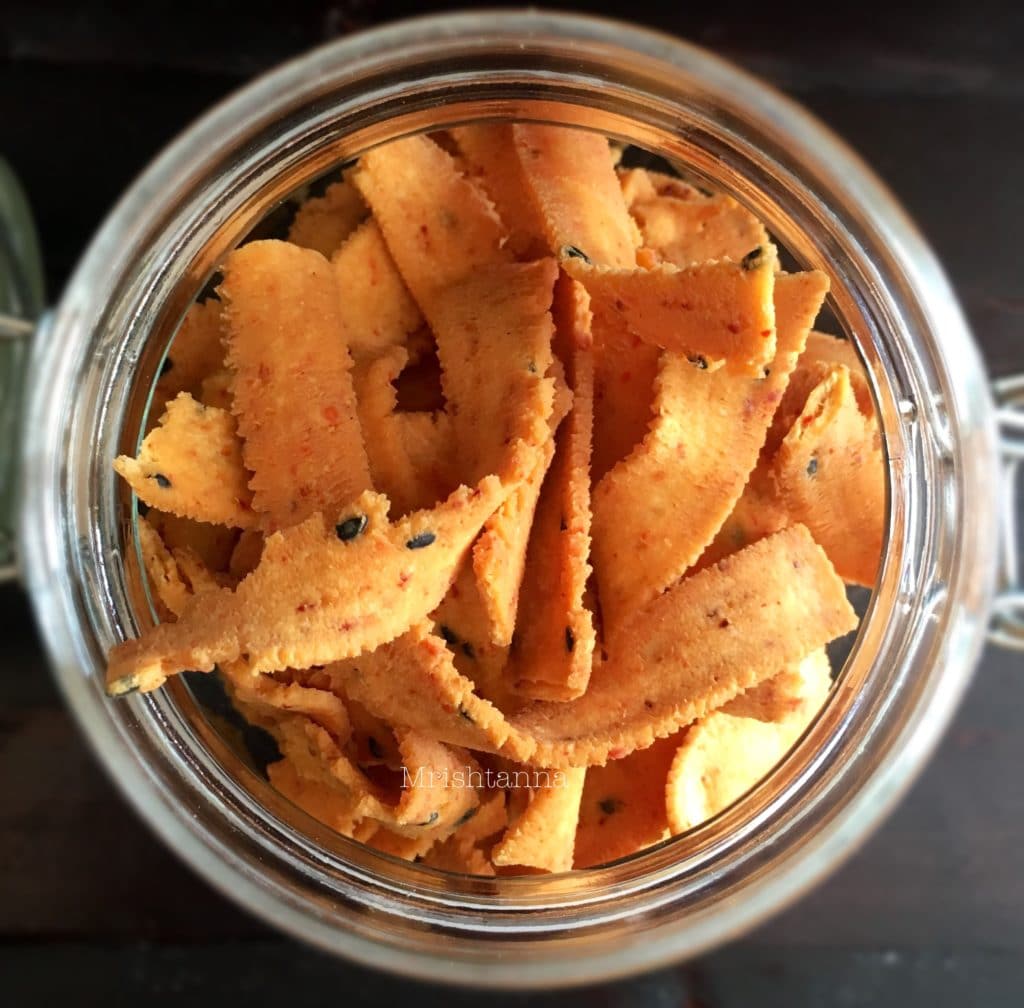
[17,9,999,988]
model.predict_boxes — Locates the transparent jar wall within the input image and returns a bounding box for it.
[17,13,998,988]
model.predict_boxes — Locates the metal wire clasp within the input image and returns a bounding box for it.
[989,374,1024,650]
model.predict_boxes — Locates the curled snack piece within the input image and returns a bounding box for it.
[564,245,779,376]
[512,524,857,767]
[106,480,506,695]
[331,219,424,362]
[512,276,597,700]
[136,515,199,620]
[666,650,833,834]
[152,300,225,420]
[451,123,549,259]
[513,124,638,268]
[147,510,237,574]
[492,766,586,873]
[629,188,770,268]
[287,178,367,258]
[220,239,370,530]
[574,732,681,868]
[592,270,828,641]
[115,392,256,528]
[771,364,885,586]
[721,648,831,722]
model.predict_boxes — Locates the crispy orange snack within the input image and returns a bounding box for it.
[227,528,264,583]
[331,218,424,362]
[513,524,857,767]
[152,300,225,417]
[513,124,638,268]
[666,650,832,833]
[512,276,597,700]
[197,368,234,411]
[287,178,367,258]
[354,134,511,311]
[574,732,681,868]
[220,239,370,530]
[771,364,885,586]
[491,766,586,873]
[146,510,237,575]
[106,480,506,694]
[563,244,779,375]
[136,514,197,620]
[629,189,769,268]
[722,648,831,722]
[115,392,256,529]
[591,271,828,641]
[451,123,549,259]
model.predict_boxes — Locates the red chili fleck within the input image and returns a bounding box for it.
[761,329,772,338]
[727,322,741,335]
[258,363,271,381]
[340,620,355,632]
[607,746,627,760]
[398,571,412,587]
[323,405,339,423]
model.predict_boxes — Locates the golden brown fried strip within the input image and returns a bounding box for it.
[513,124,638,268]
[665,651,832,833]
[115,392,256,528]
[721,648,831,722]
[512,276,597,700]
[146,510,237,574]
[574,732,682,868]
[563,245,779,375]
[152,300,225,419]
[492,767,586,873]
[220,239,370,531]
[513,524,857,767]
[771,364,885,586]
[591,271,827,642]
[106,480,506,694]
[287,178,367,258]
[136,515,195,620]
[451,123,549,258]
[331,218,424,362]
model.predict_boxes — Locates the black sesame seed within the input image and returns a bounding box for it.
[559,515,568,531]
[439,625,459,646]
[741,246,764,271]
[562,244,592,263]
[367,736,383,759]
[598,797,624,816]
[527,360,537,374]
[695,184,715,198]
[406,531,436,550]
[159,357,173,377]
[688,355,709,370]
[152,473,171,489]
[417,811,440,827]
[565,627,576,653]
[137,500,150,517]
[763,366,772,378]
[335,514,368,541]
[461,642,476,660]
[455,806,479,828]
[806,456,819,477]
[458,705,475,724]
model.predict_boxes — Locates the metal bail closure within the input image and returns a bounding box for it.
[990,373,1024,650]
[0,159,46,584]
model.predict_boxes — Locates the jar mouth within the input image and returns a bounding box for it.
[18,9,998,988]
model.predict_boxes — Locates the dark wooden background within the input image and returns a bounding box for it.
[2,1,1022,1004]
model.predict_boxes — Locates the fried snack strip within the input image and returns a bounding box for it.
[106,480,505,694]
[422,790,507,875]
[220,240,370,531]
[592,270,828,641]
[513,124,638,268]
[629,186,770,268]
[512,276,597,700]
[666,649,832,833]
[287,178,367,258]
[514,524,857,767]
[721,648,831,722]
[451,123,549,258]
[563,245,779,375]
[492,767,586,873]
[147,510,237,574]
[574,732,681,868]
[330,219,425,363]
[771,364,885,586]
[152,300,225,418]
[354,135,511,310]
[115,392,256,528]
[135,514,199,620]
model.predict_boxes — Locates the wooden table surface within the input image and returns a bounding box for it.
[2,1,1022,1004]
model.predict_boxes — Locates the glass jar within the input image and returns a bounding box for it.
[2,10,1022,989]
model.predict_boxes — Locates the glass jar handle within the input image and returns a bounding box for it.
[0,159,45,584]
[989,374,1024,650]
